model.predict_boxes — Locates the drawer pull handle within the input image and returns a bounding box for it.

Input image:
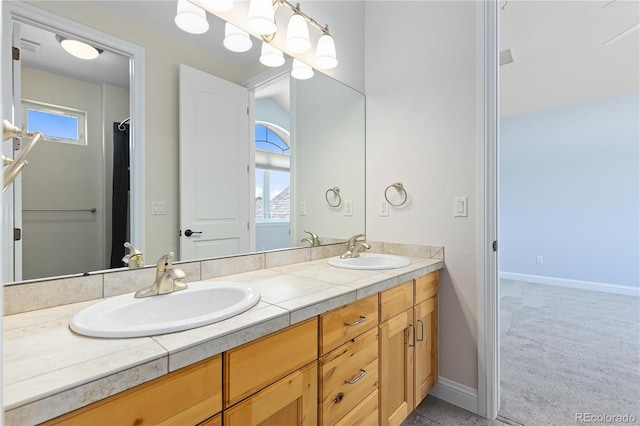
[417,319,425,342]
[345,369,367,385]
[344,316,366,327]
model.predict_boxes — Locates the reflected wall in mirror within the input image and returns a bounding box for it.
[1,0,365,286]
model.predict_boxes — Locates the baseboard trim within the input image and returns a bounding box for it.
[500,272,640,297]
[430,377,479,415]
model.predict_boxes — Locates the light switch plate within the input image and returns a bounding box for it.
[299,202,306,216]
[345,200,353,216]
[151,201,166,215]
[453,196,468,217]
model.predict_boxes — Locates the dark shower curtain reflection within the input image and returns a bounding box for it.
[110,123,130,268]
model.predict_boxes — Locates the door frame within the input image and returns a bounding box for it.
[1,2,145,283]
[476,0,500,420]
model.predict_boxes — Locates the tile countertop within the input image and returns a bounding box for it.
[3,255,443,426]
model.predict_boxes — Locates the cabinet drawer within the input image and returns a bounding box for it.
[43,355,222,426]
[225,317,318,407]
[415,271,439,304]
[335,389,378,426]
[319,327,378,426]
[380,281,413,322]
[320,294,378,355]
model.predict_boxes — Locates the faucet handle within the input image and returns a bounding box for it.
[304,230,319,239]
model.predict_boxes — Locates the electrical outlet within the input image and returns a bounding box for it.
[379,199,389,217]
[536,256,543,265]
[345,200,353,216]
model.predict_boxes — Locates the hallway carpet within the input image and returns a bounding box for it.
[499,280,640,425]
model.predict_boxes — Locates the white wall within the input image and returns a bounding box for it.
[365,1,480,390]
[292,74,366,245]
[500,92,640,288]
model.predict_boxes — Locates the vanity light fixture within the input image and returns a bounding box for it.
[199,0,233,12]
[248,0,277,35]
[55,36,102,60]
[315,32,338,69]
[175,0,209,34]
[286,12,311,53]
[223,23,253,52]
[291,59,314,80]
[259,41,285,67]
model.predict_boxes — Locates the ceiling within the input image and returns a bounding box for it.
[499,0,640,116]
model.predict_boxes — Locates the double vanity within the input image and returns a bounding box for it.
[3,242,444,425]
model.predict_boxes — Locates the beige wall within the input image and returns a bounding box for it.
[364,1,480,390]
[21,66,104,279]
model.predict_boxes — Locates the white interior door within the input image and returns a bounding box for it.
[179,64,250,260]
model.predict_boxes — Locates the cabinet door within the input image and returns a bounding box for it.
[414,296,438,407]
[224,362,317,426]
[379,309,414,426]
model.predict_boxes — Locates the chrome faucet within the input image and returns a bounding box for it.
[134,252,187,298]
[340,233,371,259]
[301,230,321,247]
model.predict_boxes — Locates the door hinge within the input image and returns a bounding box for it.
[246,106,250,115]
[492,240,497,252]
[247,222,250,230]
[12,47,20,61]
[14,228,21,241]
[13,138,21,151]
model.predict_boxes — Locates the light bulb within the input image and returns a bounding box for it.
[260,42,285,67]
[248,0,276,35]
[286,13,311,53]
[57,38,101,60]
[175,0,209,34]
[315,33,338,69]
[291,59,314,80]
[224,23,252,53]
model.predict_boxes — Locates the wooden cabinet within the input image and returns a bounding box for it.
[224,362,317,426]
[379,307,414,426]
[379,271,440,425]
[319,294,380,425]
[40,270,439,426]
[43,355,223,426]
[224,317,318,407]
[319,294,378,355]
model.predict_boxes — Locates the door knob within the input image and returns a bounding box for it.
[184,229,202,237]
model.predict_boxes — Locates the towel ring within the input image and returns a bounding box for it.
[325,186,342,207]
[385,182,408,207]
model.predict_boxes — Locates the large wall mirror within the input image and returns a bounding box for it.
[1,1,365,285]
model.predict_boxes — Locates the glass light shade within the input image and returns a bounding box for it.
[223,23,252,52]
[315,33,338,69]
[57,38,101,60]
[199,0,233,12]
[175,0,209,34]
[248,0,276,35]
[291,59,314,80]
[286,14,311,53]
[260,42,285,67]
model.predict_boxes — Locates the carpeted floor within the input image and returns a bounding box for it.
[499,279,640,426]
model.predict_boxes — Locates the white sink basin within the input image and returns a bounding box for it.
[327,253,411,270]
[70,281,260,338]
